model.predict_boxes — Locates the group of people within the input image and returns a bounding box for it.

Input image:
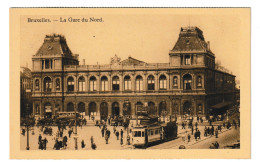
[38,134,48,150]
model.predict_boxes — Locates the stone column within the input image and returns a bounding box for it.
[32,101,35,116]
[96,101,100,114]
[155,73,159,91]
[143,74,147,91]
[131,74,135,92]
[75,76,78,93]
[85,102,89,118]
[108,102,112,116]
[40,101,43,117]
[119,101,123,116]
[108,74,112,92]
[167,73,170,90]
[86,75,89,92]
[169,99,173,116]
[98,74,101,91]
[119,74,123,92]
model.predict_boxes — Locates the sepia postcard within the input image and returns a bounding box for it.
[10,8,251,159]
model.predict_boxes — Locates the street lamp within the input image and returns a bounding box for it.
[25,103,33,150]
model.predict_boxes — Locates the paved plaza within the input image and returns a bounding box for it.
[20,121,240,150]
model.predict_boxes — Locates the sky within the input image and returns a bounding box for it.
[20,10,244,81]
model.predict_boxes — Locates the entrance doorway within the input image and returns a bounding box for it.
[183,101,192,116]
[44,102,52,118]
[112,102,120,117]
[89,102,97,117]
[100,102,108,120]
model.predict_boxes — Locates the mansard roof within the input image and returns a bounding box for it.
[172,26,213,54]
[120,56,146,66]
[34,34,73,57]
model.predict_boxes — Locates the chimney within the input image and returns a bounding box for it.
[207,41,210,50]
[82,59,85,65]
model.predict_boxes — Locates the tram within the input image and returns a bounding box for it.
[132,121,178,147]
[131,105,178,147]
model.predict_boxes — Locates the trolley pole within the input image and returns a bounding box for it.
[26,126,30,150]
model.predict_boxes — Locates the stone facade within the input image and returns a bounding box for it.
[31,27,236,119]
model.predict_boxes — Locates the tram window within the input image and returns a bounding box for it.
[155,130,159,134]
[142,131,144,137]
[134,131,142,137]
[151,130,154,135]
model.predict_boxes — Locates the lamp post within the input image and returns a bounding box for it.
[74,95,78,150]
[25,103,31,150]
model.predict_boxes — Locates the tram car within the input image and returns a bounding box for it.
[132,121,178,147]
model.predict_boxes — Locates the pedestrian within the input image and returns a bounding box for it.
[42,137,48,150]
[127,134,131,145]
[191,126,194,135]
[113,126,116,134]
[22,128,25,136]
[90,136,94,144]
[204,126,207,137]
[53,139,60,150]
[120,137,123,146]
[81,140,85,149]
[120,129,124,138]
[116,130,119,140]
[215,129,219,138]
[63,136,68,148]
[194,131,197,141]
[198,130,201,140]
[38,134,42,144]
[105,134,109,144]
[214,141,220,149]
[195,122,198,128]
[182,122,185,129]
[91,143,97,150]
[187,134,191,142]
[101,128,105,137]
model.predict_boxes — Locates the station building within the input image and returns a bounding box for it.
[31,26,236,120]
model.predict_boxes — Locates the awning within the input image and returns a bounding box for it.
[211,101,233,109]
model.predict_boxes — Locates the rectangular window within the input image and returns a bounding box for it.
[185,56,191,65]
[124,80,131,90]
[90,81,96,91]
[159,80,167,89]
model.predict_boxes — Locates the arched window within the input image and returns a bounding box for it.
[89,76,97,91]
[148,102,156,115]
[173,76,178,88]
[136,75,143,91]
[197,103,202,113]
[159,75,167,90]
[183,74,192,90]
[89,102,97,116]
[147,75,155,90]
[124,76,131,91]
[35,79,39,90]
[78,102,85,113]
[44,77,52,92]
[159,101,167,116]
[56,78,60,90]
[112,76,120,91]
[197,76,202,88]
[78,76,85,92]
[136,102,143,113]
[123,101,131,115]
[101,76,108,91]
[67,77,74,92]
[67,102,74,112]
[35,104,39,114]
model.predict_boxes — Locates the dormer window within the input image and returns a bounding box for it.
[185,55,191,65]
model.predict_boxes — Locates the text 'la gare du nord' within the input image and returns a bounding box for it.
[27,17,104,23]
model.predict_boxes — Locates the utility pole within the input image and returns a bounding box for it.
[74,95,78,150]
